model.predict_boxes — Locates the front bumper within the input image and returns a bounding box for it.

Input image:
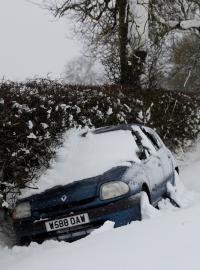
[14,193,141,244]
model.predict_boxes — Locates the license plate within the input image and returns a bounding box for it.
[45,213,90,232]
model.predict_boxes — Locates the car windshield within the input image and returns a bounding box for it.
[21,129,141,197]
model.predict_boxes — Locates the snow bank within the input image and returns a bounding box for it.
[1,201,200,270]
[21,129,141,197]
[90,221,114,236]
[167,171,197,208]
[178,142,200,194]
[141,191,160,219]
[1,137,200,270]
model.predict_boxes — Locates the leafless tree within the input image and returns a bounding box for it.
[63,55,105,85]
[146,0,200,89]
[149,0,200,34]
[43,0,149,86]
[42,0,200,88]
[165,33,200,91]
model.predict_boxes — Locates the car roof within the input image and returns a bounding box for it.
[82,123,143,137]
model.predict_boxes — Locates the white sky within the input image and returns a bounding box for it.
[0,0,82,81]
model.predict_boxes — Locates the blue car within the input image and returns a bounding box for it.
[13,124,178,245]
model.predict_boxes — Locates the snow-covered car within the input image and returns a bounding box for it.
[13,124,178,245]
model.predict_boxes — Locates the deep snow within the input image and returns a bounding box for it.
[1,144,200,270]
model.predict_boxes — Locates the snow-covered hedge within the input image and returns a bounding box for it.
[0,79,200,205]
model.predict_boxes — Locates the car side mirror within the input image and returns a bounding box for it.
[137,149,147,160]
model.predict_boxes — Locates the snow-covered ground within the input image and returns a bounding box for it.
[1,144,200,270]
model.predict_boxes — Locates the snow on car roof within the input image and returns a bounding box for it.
[21,127,142,197]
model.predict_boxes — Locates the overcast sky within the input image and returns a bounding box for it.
[0,0,82,81]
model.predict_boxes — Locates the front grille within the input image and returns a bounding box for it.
[37,196,96,219]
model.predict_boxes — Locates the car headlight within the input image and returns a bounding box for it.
[100,181,129,200]
[13,201,31,219]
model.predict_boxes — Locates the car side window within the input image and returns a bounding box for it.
[131,130,149,160]
[141,127,161,151]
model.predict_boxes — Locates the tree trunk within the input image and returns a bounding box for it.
[118,0,129,85]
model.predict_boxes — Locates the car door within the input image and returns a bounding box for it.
[145,128,174,184]
[131,127,165,205]
[142,153,165,205]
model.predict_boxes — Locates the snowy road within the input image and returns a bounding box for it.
[1,146,200,270]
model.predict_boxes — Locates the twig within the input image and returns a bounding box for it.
[184,70,191,88]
